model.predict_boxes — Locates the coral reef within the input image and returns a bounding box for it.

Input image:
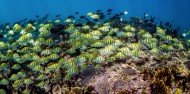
[80,63,151,94]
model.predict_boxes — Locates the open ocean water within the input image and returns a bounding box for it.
[0,0,190,32]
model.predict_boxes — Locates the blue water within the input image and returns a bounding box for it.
[0,0,190,33]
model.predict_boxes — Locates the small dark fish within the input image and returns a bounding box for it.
[107,9,113,12]
[86,21,91,25]
[36,15,39,18]
[98,12,104,15]
[93,19,98,21]
[99,16,105,19]
[75,12,79,14]
[150,18,154,23]
[98,12,105,19]
[86,21,95,26]
[14,22,20,25]
[45,22,50,24]
[103,20,109,23]
[144,20,149,23]
[96,9,102,12]
[67,15,75,19]
[84,18,90,21]
[130,17,134,20]
[169,24,172,28]
[107,13,112,15]
[56,15,61,17]
[164,22,170,26]
[75,23,83,27]
[114,14,120,17]
[50,24,65,34]
[28,20,36,24]
[177,27,180,30]
[67,16,72,18]
[172,29,178,36]
[120,12,124,16]
[80,16,86,19]
[5,23,10,26]
[165,29,171,35]
[0,34,3,38]
[95,12,101,15]
[146,23,154,27]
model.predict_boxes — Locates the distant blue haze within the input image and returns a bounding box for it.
[0,0,190,33]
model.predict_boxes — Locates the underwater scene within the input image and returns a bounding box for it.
[1,0,190,94]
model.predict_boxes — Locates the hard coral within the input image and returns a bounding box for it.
[63,85,97,94]
[81,63,150,94]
